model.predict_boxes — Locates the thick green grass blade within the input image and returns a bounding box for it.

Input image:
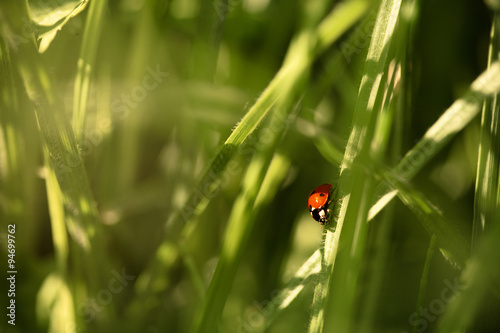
[309,0,402,332]
[0,31,40,253]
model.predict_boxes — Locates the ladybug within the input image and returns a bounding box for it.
[308,184,333,225]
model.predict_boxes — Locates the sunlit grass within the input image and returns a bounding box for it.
[1,0,500,333]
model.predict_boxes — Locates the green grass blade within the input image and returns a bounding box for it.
[369,61,500,220]
[190,151,291,333]
[0,31,39,251]
[436,209,500,333]
[248,250,322,333]
[316,0,371,52]
[309,0,402,332]
[42,162,78,332]
[412,235,437,333]
[72,0,108,141]
[470,14,500,331]
[383,171,468,267]
[2,0,107,300]
[357,207,396,333]
[36,272,76,333]
[45,156,70,274]
[472,15,500,250]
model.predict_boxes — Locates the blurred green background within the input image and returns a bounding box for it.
[1,0,500,332]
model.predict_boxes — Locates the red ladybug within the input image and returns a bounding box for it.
[308,184,333,225]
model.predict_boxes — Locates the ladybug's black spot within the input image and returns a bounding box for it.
[319,193,325,197]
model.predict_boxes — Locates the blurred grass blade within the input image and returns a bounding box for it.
[369,61,500,220]
[412,235,437,333]
[436,209,500,333]
[470,14,500,331]
[42,159,77,332]
[2,0,107,299]
[190,150,292,333]
[72,0,108,141]
[0,32,39,250]
[472,15,500,250]
[45,156,69,273]
[383,171,468,267]
[36,272,76,333]
[309,0,402,332]
[248,250,322,333]
[316,0,371,52]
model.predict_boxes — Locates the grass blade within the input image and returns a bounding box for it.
[2,0,108,306]
[470,14,500,331]
[412,235,437,333]
[436,210,500,332]
[385,171,468,267]
[248,250,323,333]
[190,151,292,333]
[472,16,500,249]
[72,0,108,141]
[369,61,500,220]
[309,0,402,332]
